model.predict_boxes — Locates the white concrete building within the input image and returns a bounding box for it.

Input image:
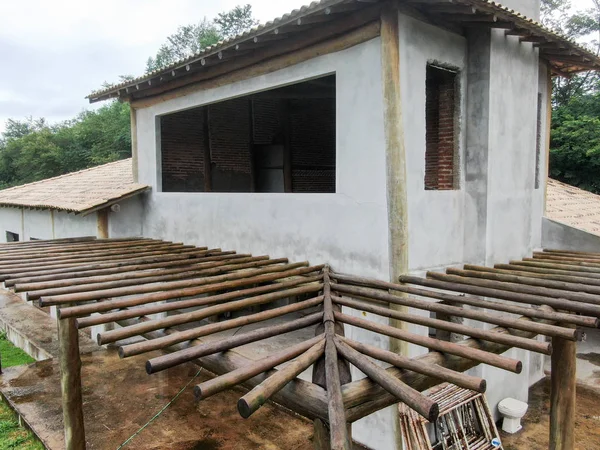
[6,0,600,448]
[0,159,147,242]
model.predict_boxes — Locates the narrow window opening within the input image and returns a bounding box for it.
[425,65,458,190]
[6,231,19,242]
[160,75,336,193]
[535,92,542,189]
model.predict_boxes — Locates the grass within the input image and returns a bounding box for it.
[0,332,44,450]
[0,332,35,369]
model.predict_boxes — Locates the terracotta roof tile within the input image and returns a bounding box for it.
[546,178,600,236]
[0,159,149,215]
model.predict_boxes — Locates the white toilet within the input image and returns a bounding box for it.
[498,398,528,434]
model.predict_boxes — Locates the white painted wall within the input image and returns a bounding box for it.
[108,196,144,238]
[399,14,468,272]
[53,210,97,238]
[136,39,391,279]
[0,208,24,243]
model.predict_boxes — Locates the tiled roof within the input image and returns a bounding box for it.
[0,159,149,215]
[88,0,600,103]
[546,178,600,236]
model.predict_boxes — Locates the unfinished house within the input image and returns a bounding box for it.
[1,1,600,450]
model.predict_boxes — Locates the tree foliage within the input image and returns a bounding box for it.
[0,102,131,189]
[0,5,258,189]
[541,0,600,193]
[146,4,257,73]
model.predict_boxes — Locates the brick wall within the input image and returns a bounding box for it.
[160,90,336,193]
[161,108,205,192]
[290,98,336,193]
[425,66,457,190]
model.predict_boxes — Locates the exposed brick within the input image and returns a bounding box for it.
[425,65,457,190]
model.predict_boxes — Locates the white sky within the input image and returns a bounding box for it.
[0,0,595,133]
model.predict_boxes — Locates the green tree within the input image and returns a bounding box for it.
[214,4,259,39]
[145,5,258,73]
[146,19,221,72]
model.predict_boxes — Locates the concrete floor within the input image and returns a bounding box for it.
[0,289,318,450]
[543,326,600,388]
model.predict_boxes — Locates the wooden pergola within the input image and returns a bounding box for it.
[0,237,597,449]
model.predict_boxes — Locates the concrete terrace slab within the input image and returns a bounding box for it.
[0,289,98,360]
[0,290,315,450]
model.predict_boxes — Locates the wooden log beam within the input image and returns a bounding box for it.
[470,264,600,286]
[332,295,552,354]
[96,283,323,345]
[335,337,439,422]
[40,262,317,307]
[340,313,557,422]
[321,266,351,450]
[427,271,600,306]
[238,340,326,418]
[0,243,190,269]
[58,318,86,450]
[194,335,325,399]
[0,238,158,258]
[399,275,600,317]
[338,336,485,393]
[448,267,600,295]
[335,312,522,373]
[6,251,241,287]
[121,296,324,358]
[513,259,600,274]
[78,278,322,328]
[0,247,204,278]
[117,316,330,422]
[332,272,594,331]
[26,256,286,300]
[61,267,321,319]
[146,312,323,374]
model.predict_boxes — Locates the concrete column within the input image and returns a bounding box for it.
[463,29,491,265]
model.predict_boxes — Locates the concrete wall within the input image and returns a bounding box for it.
[108,196,144,238]
[399,14,467,272]
[0,199,143,243]
[0,208,24,243]
[542,217,600,252]
[137,39,390,279]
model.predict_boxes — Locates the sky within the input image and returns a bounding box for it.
[0,0,596,133]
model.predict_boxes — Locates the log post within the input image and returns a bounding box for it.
[312,267,351,449]
[549,328,576,450]
[381,6,409,449]
[96,209,109,239]
[130,106,139,183]
[58,318,86,450]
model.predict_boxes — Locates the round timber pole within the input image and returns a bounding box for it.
[58,318,86,450]
[549,326,576,450]
[381,4,409,450]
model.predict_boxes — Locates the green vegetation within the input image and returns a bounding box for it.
[542,0,600,193]
[0,400,44,450]
[0,333,42,450]
[0,332,35,368]
[0,4,258,191]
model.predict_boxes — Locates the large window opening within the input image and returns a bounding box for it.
[425,64,458,191]
[160,75,336,193]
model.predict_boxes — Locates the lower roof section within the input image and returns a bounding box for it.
[0,158,149,215]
